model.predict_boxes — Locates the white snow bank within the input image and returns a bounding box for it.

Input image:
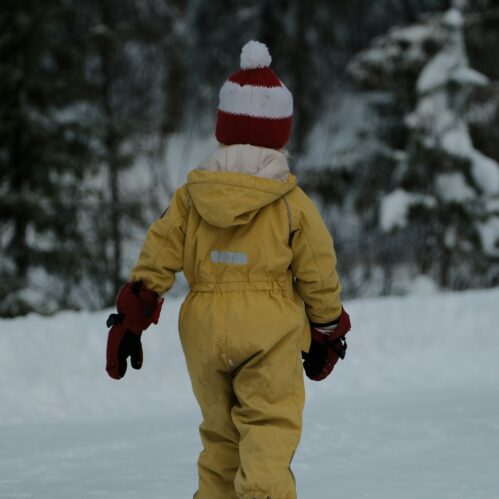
[0,300,196,425]
[1,287,499,425]
[1,288,499,499]
[406,274,439,295]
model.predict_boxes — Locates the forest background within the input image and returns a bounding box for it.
[2,0,499,316]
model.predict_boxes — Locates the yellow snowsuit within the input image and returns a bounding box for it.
[131,145,342,499]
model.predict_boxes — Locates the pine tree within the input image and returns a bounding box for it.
[0,0,94,316]
[334,3,499,292]
[400,7,499,288]
[77,0,171,305]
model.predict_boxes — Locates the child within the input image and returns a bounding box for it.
[105,41,351,499]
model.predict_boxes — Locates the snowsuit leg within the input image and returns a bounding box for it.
[180,289,305,499]
[193,368,241,499]
[231,328,304,499]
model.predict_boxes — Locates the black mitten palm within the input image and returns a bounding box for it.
[302,335,347,380]
[107,327,143,379]
[302,307,351,381]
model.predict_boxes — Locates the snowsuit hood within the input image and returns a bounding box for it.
[187,144,296,228]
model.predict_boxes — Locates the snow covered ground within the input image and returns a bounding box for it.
[1,287,499,498]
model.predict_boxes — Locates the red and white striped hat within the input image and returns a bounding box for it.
[215,41,293,150]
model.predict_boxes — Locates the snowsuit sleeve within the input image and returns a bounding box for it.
[287,187,342,325]
[130,185,189,295]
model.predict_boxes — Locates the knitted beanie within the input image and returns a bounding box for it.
[215,41,293,150]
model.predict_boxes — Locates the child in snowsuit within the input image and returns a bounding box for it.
[105,41,351,499]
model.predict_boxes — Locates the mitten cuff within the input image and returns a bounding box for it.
[115,281,164,333]
[310,307,351,343]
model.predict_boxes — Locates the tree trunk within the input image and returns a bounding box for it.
[290,0,313,155]
[101,1,122,298]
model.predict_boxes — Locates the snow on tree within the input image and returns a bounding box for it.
[402,6,499,287]
[0,1,182,315]
[339,2,499,292]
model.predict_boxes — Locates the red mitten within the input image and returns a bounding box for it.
[105,281,163,380]
[106,326,143,380]
[302,307,351,381]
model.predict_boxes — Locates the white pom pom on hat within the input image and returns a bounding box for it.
[240,40,272,69]
[216,40,292,149]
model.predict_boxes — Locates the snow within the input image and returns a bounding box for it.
[347,22,440,92]
[478,217,499,256]
[379,189,435,231]
[416,8,486,97]
[406,275,439,295]
[426,118,499,197]
[441,121,474,156]
[486,198,499,213]
[417,55,487,97]
[129,133,218,195]
[435,172,475,202]
[417,52,461,95]
[380,189,413,231]
[299,91,382,169]
[394,25,433,44]
[409,5,499,200]
[451,66,489,87]
[471,151,499,195]
[442,8,464,28]
[2,287,499,498]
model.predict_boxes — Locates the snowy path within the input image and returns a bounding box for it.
[1,289,499,498]
[2,389,498,499]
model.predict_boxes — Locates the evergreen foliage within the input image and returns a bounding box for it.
[303,3,499,295]
[2,0,498,316]
[0,0,93,315]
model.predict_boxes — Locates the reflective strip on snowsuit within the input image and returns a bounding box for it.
[131,168,342,499]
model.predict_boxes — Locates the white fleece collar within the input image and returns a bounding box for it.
[198,144,290,182]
